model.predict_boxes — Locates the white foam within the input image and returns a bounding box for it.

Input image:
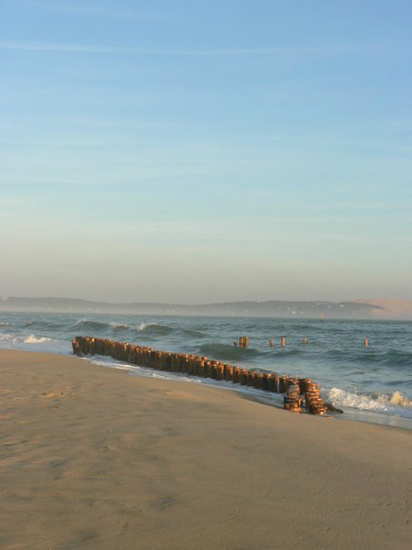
[24,335,52,344]
[87,356,285,408]
[88,356,201,383]
[109,321,131,328]
[0,332,69,354]
[138,322,158,331]
[0,333,14,344]
[389,391,412,408]
[328,387,412,414]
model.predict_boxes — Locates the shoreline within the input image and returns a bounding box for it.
[87,351,412,432]
[2,343,411,431]
[1,349,411,549]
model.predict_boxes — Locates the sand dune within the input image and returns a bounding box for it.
[1,350,411,549]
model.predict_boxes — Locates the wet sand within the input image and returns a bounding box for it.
[1,350,411,549]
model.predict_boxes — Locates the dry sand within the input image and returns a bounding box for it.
[1,350,411,550]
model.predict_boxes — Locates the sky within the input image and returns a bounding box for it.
[1,0,411,304]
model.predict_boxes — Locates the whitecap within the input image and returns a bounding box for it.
[138,322,158,331]
[327,387,412,413]
[24,335,52,344]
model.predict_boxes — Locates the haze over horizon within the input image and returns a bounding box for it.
[1,1,411,303]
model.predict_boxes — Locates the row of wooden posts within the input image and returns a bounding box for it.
[237,336,307,348]
[72,336,332,415]
[237,336,371,348]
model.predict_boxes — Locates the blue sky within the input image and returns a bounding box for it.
[1,0,411,303]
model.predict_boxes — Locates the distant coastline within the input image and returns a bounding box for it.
[1,296,411,320]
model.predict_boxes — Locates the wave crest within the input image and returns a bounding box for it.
[24,335,52,344]
[0,333,53,345]
[327,387,412,413]
[198,342,261,361]
[75,319,110,331]
[138,323,173,336]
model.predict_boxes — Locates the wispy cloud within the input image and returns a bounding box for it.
[0,40,379,57]
[14,0,167,21]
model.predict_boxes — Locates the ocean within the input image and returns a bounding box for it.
[1,311,411,429]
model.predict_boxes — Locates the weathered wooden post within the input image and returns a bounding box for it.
[284,379,303,413]
[239,337,248,348]
[224,364,233,381]
[261,373,270,390]
[232,366,241,383]
[247,371,256,387]
[196,359,205,377]
[269,373,280,393]
[216,364,224,381]
[72,338,81,356]
[304,380,328,415]
[254,373,264,389]
[279,375,288,393]
[240,369,248,385]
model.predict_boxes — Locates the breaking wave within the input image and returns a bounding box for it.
[327,388,412,417]
[138,322,173,336]
[24,335,52,344]
[0,333,53,345]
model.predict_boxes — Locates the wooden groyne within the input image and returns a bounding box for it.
[72,336,332,415]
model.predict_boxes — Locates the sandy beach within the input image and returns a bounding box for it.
[1,350,411,549]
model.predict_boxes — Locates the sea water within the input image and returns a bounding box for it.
[1,311,411,429]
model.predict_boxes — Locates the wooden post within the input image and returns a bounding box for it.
[89,338,96,355]
[107,341,113,358]
[254,373,263,389]
[284,378,303,412]
[72,338,81,356]
[196,360,205,377]
[279,375,288,393]
[112,342,120,360]
[216,364,224,381]
[204,361,212,378]
[170,354,178,372]
[240,369,248,385]
[224,364,233,381]
[232,367,241,383]
[239,337,248,348]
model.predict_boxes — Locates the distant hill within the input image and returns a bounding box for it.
[1,296,411,319]
[353,299,412,320]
